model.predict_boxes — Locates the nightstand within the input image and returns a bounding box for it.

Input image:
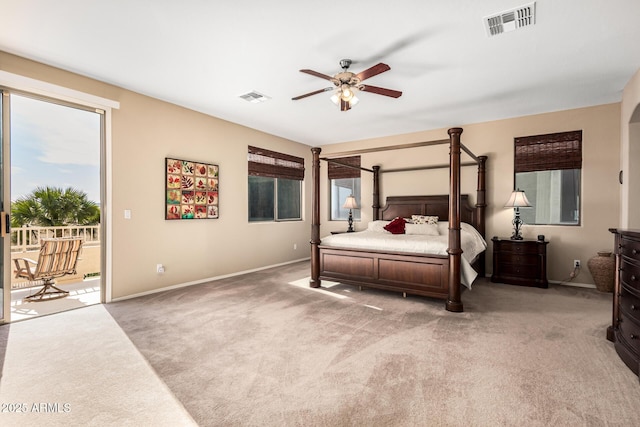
[491,237,548,288]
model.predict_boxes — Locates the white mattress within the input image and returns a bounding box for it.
[320,221,487,288]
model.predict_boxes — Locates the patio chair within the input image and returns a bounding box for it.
[13,237,84,302]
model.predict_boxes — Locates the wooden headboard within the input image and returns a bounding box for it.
[379,195,478,228]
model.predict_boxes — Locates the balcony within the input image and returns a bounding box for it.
[10,225,101,321]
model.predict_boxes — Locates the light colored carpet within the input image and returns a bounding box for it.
[0,304,196,427]
[104,261,640,427]
[2,261,638,426]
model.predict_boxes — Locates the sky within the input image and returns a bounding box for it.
[10,94,101,203]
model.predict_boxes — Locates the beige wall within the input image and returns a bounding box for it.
[621,67,640,228]
[1,52,312,299]
[319,104,621,285]
[1,50,627,293]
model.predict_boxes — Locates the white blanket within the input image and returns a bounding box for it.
[320,221,487,288]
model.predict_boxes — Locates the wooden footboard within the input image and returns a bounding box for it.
[319,246,450,300]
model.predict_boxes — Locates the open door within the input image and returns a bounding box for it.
[0,90,103,322]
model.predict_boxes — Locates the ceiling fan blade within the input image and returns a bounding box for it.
[341,99,351,111]
[300,69,334,81]
[356,63,391,82]
[291,87,333,100]
[360,85,402,98]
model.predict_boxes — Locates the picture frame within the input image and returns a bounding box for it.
[165,157,219,220]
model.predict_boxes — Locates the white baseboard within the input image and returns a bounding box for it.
[549,280,596,289]
[111,257,310,302]
[484,274,596,289]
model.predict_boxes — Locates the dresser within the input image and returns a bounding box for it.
[491,237,548,288]
[608,229,640,380]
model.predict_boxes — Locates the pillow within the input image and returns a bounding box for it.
[384,217,406,234]
[411,215,438,225]
[405,223,440,236]
[367,220,390,233]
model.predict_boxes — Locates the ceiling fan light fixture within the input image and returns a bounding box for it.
[340,84,354,101]
[330,88,359,109]
[293,60,399,110]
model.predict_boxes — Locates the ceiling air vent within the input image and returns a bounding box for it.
[485,2,536,37]
[239,91,270,103]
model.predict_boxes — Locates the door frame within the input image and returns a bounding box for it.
[0,71,119,323]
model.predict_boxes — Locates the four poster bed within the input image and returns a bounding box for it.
[309,128,488,312]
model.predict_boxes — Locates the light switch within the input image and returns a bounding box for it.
[124,209,131,219]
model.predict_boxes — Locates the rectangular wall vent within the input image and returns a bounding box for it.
[240,91,270,103]
[485,2,536,37]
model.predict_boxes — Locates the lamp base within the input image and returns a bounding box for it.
[347,210,354,232]
[511,210,524,240]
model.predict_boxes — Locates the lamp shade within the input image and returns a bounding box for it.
[342,195,359,210]
[504,190,531,208]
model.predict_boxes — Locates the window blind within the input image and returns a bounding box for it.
[248,146,304,180]
[327,156,361,180]
[514,130,582,173]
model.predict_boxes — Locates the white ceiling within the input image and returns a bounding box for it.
[2,1,640,146]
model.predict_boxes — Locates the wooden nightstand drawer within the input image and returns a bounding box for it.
[620,285,640,323]
[495,242,541,255]
[618,311,640,355]
[496,262,541,278]
[621,236,640,263]
[491,237,548,288]
[621,261,640,291]
[497,253,538,266]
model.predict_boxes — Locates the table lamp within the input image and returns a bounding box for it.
[343,195,358,232]
[504,189,531,240]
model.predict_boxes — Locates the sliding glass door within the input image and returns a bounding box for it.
[0,89,6,322]
[0,90,103,322]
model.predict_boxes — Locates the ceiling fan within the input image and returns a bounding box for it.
[291,59,402,111]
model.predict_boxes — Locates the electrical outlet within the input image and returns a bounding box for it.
[293,243,297,250]
[157,263,165,274]
[574,259,581,268]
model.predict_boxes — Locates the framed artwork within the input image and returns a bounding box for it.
[166,157,219,220]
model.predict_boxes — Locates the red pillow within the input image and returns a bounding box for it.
[384,217,406,234]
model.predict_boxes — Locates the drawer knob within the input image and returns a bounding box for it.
[632,304,637,310]
[633,249,638,255]
[632,275,637,281]
[631,334,638,340]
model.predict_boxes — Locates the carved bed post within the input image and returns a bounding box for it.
[310,147,321,288]
[372,165,380,220]
[476,155,488,277]
[446,127,463,312]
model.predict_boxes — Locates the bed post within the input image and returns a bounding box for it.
[310,147,321,288]
[447,127,463,312]
[372,165,380,220]
[476,155,488,277]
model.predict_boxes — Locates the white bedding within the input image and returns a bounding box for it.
[320,221,487,288]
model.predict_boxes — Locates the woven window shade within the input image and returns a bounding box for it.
[248,146,304,180]
[327,156,361,180]
[515,130,582,173]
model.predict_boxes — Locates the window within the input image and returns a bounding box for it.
[328,156,361,221]
[514,130,582,225]
[248,146,303,222]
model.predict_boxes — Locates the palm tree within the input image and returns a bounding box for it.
[11,186,100,228]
